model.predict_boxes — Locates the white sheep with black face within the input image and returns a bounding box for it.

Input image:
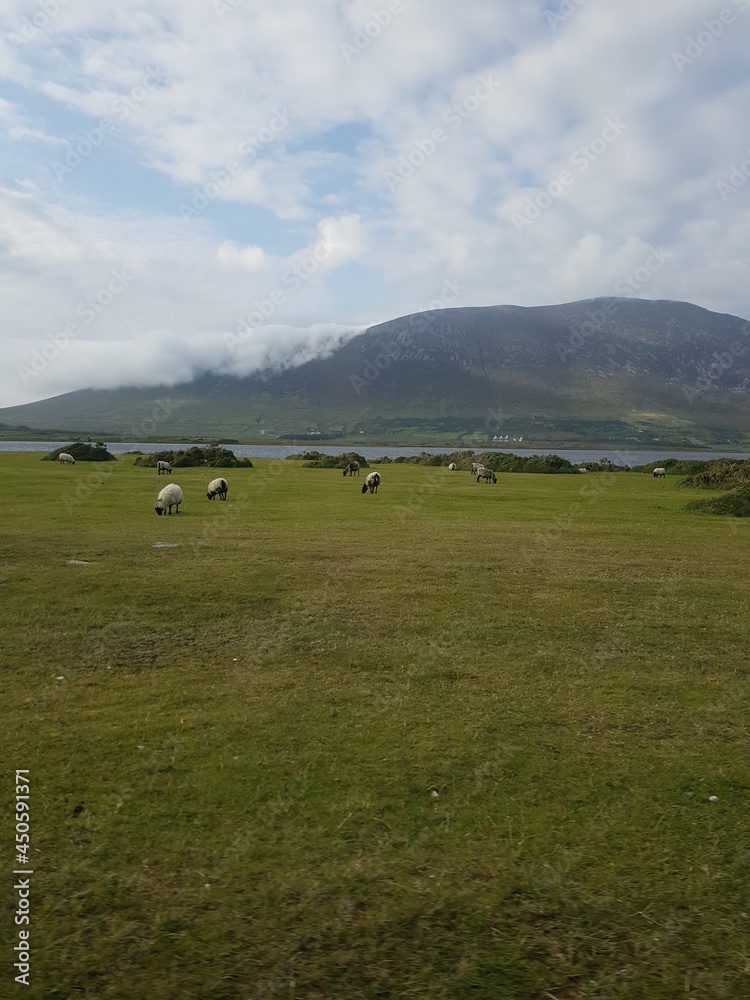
[448,463,457,471]
[362,471,381,494]
[157,460,172,475]
[58,453,76,465]
[206,477,228,500]
[155,483,183,515]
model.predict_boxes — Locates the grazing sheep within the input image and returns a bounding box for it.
[477,469,497,484]
[362,471,381,494]
[155,483,183,515]
[471,462,485,476]
[448,463,457,471]
[157,460,172,476]
[206,477,228,500]
[343,461,360,477]
[653,467,666,479]
[58,453,75,465]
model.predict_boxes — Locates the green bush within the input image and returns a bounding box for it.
[684,485,750,516]
[679,459,750,489]
[292,451,369,470]
[43,443,116,462]
[630,458,750,483]
[134,447,252,469]
[481,452,582,474]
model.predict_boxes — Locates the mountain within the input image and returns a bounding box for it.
[3,297,750,449]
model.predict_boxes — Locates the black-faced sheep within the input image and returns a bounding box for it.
[653,468,666,478]
[448,463,457,471]
[362,471,381,494]
[343,461,360,477]
[477,469,497,484]
[155,483,183,515]
[206,477,228,500]
[58,453,75,465]
[157,460,172,475]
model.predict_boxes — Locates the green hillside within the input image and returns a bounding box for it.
[2,297,749,447]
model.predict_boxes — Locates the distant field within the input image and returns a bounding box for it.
[2,453,749,999]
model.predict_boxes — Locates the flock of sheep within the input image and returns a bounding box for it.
[448,461,497,483]
[152,461,229,515]
[342,460,381,494]
[56,452,669,515]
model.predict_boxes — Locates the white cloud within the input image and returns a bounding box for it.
[0,0,749,407]
[217,241,267,270]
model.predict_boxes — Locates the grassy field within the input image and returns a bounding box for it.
[1,452,749,999]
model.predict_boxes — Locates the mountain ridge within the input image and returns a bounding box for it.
[3,297,750,449]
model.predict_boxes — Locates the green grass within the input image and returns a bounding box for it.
[2,454,749,999]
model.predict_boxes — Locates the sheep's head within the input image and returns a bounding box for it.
[155,502,165,515]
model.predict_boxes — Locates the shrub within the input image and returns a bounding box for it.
[133,447,252,469]
[481,452,582,475]
[679,459,750,489]
[43,443,116,462]
[684,486,750,517]
[292,452,369,470]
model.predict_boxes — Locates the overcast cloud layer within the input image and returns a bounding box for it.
[1,0,749,405]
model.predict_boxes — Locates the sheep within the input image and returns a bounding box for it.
[362,471,381,494]
[58,453,75,465]
[206,477,228,500]
[448,463,457,471]
[653,467,666,479]
[157,460,172,476]
[477,469,497,484]
[343,461,360,477]
[155,483,183,515]
[471,462,485,476]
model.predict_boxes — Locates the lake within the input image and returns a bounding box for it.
[2,441,749,465]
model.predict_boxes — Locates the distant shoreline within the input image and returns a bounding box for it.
[2,440,749,464]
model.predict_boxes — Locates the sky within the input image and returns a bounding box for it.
[1,0,749,406]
